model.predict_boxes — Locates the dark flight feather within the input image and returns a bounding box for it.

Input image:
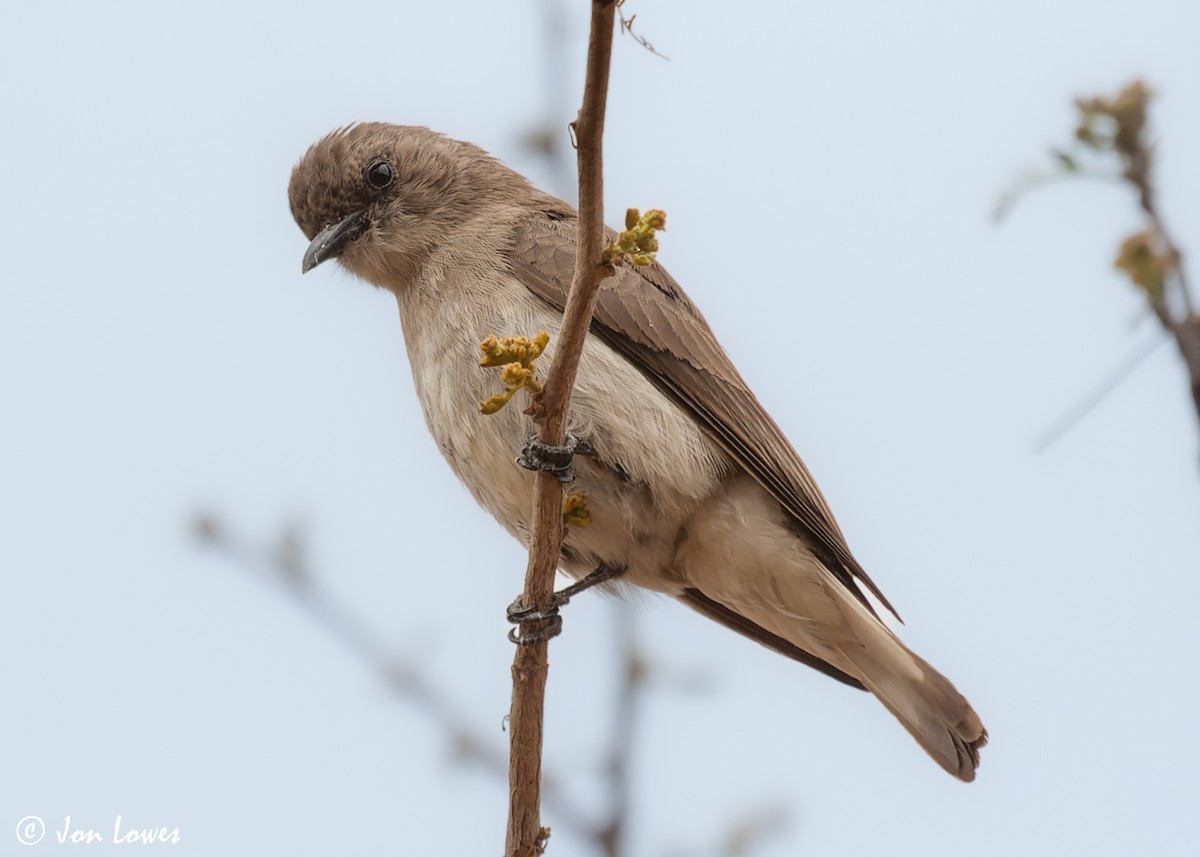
[681,587,866,689]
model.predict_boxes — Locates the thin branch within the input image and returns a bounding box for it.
[991,167,1122,223]
[617,1,669,59]
[505,3,619,856]
[1033,331,1168,453]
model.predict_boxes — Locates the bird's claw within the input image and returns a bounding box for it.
[517,434,594,483]
[504,565,624,646]
[507,596,565,645]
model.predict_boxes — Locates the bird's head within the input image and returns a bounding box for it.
[288,123,532,286]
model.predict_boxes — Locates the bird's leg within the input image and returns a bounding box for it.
[507,564,625,645]
[516,434,596,483]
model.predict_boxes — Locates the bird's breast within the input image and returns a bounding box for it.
[391,260,732,587]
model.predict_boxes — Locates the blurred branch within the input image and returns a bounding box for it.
[1032,330,1168,453]
[1000,80,1200,448]
[663,805,791,857]
[717,807,790,857]
[992,163,1121,223]
[520,0,577,200]
[193,511,742,857]
[190,511,595,838]
[593,606,641,857]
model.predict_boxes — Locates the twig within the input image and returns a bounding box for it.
[1033,331,1168,453]
[505,3,619,856]
[617,0,669,59]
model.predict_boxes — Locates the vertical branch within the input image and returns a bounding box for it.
[1175,319,1200,430]
[505,3,618,857]
[1131,162,1200,428]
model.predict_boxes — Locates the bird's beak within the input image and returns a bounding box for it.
[301,209,369,273]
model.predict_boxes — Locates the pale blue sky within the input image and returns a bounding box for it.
[3,2,1198,855]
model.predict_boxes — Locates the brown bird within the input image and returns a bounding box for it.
[289,123,987,780]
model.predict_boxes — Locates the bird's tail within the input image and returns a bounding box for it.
[824,581,988,781]
[671,476,985,779]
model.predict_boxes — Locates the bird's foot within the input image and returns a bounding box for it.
[506,564,625,646]
[517,434,595,483]
[506,599,563,645]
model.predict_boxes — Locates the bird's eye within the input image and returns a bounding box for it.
[364,158,394,190]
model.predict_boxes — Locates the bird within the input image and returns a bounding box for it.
[288,123,987,780]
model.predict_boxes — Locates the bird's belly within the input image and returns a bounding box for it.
[403,288,731,593]
[424,376,708,594]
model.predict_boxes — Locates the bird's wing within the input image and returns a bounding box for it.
[508,209,899,624]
